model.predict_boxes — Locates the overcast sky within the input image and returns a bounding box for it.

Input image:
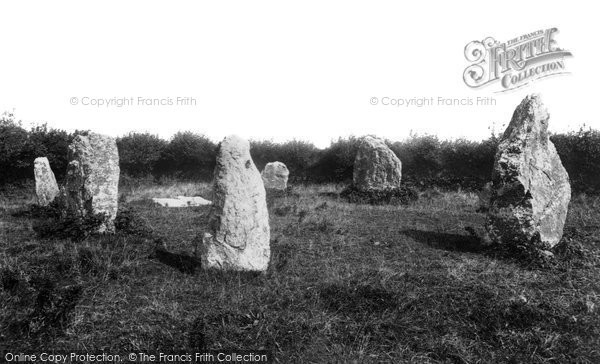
[1,1,597,148]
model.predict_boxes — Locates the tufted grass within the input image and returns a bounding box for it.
[1,182,599,363]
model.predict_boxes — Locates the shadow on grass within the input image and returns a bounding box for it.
[400,229,483,253]
[318,283,397,314]
[150,249,269,279]
[150,248,202,274]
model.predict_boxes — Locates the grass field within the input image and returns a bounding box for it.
[1,182,599,363]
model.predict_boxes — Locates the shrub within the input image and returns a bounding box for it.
[250,139,319,182]
[308,136,361,183]
[155,131,217,180]
[438,137,498,182]
[0,113,30,182]
[390,134,442,180]
[552,127,600,193]
[0,113,71,184]
[117,132,167,177]
[28,124,72,181]
[3,112,600,194]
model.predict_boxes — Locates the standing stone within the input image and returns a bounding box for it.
[202,135,270,271]
[353,136,402,190]
[63,133,120,233]
[261,161,289,190]
[34,157,59,206]
[486,94,571,250]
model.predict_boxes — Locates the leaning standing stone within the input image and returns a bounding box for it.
[486,94,571,250]
[202,135,270,271]
[353,136,402,190]
[34,157,59,206]
[261,161,289,190]
[63,133,120,233]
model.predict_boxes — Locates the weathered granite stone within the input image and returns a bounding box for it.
[486,94,571,249]
[34,157,59,206]
[63,133,120,233]
[202,135,270,271]
[353,136,402,190]
[261,161,289,190]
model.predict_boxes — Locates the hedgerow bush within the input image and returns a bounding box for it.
[0,113,71,183]
[154,131,217,180]
[250,139,319,182]
[552,127,600,193]
[3,111,600,193]
[308,136,360,183]
[390,134,442,180]
[117,132,167,178]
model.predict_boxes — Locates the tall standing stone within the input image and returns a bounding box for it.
[34,157,59,206]
[261,161,289,190]
[486,94,571,250]
[353,136,402,190]
[63,133,120,233]
[202,135,270,271]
